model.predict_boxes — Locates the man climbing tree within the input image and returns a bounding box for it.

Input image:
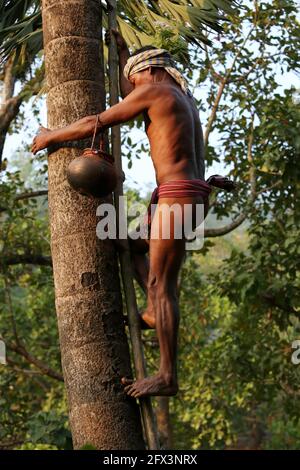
[32,30,234,399]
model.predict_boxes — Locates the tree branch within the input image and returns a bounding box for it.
[204,43,223,82]
[6,342,63,382]
[0,58,20,167]
[6,358,51,393]
[0,189,48,213]
[15,190,48,201]
[4,277,20,345]
[256,179,282,195]
[280,382,300,397]
[6,356,46,376]
[1,254,52,267]
[0,440,24,450]
[262,293,298,315]
[204,77,227,148]
[2,58,16,102]
[205,116,257,238]
[0,60,44,168]
[3,280,62,382]
[204,25,256,148]
[0,96,22,167]
[204,211,247,237]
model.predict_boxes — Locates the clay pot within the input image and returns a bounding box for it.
[67,148,117,198]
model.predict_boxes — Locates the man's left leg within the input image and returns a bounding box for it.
[128,236,149,294]
[122,198,188,397]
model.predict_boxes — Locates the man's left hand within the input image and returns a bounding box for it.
[31,126,52,155]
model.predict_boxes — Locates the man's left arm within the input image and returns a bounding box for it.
[31,85,153,154]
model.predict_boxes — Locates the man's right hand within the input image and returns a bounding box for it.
[105,28,128,53]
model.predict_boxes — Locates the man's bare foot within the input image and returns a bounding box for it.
[121,375,178,398]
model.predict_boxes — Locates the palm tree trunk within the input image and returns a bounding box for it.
[42,0,144,449]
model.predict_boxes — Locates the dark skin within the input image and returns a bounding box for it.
[31,30,207,397]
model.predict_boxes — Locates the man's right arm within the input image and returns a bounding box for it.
[118,47,134,98]
[106,29,134,98]
[31,84,155,154]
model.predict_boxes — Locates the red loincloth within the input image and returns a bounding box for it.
[142,176,235,239]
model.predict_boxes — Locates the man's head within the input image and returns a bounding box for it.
[123,47,189,95]
[127,46,161,87]
[127,66,169,88]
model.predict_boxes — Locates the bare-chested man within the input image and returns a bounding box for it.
[32,30,232,398]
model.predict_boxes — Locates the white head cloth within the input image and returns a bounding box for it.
[123,48,190,95]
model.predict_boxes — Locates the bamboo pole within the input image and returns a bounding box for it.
[107,0,160,451]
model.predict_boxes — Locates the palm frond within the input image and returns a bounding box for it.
[0,1,42,65]
[0,0,38,28]
[117,0,238,49]
[0,0,239,65]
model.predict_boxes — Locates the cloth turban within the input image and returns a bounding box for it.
[123,48,190,95]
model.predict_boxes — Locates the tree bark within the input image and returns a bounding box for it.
[42,0,144,449]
